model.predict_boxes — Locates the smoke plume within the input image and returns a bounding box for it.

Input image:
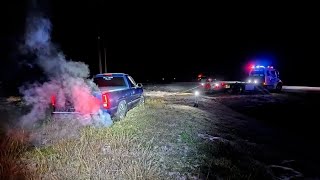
[19,15,111,127]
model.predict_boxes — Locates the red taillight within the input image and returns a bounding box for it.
[51,95,56,106]
[221,82,225,86]
[205,83,211,89]
[102,93,110,109]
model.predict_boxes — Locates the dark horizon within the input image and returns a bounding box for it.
[1,1,320,93]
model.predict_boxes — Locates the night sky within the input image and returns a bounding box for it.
[1,1,320,92]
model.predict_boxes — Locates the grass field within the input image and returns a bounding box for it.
[0,93,274,179]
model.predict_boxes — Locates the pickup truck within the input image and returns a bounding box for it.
[51,73,144,120]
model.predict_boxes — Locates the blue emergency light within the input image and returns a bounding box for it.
[251,65,273,69]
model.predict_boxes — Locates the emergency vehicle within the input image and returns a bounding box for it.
[200,65,283,93]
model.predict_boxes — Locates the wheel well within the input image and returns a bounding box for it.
[117,99,127,107]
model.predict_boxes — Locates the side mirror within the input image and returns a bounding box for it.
[137,83,143,88]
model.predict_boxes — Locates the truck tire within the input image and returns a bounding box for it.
[231,84,242,94]
[115,100,127,120]
[138,96,145,106]
[276,83,282,92]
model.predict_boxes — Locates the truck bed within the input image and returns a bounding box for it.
[221,81,246,84]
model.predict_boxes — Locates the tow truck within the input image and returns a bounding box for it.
[200,65,283,93]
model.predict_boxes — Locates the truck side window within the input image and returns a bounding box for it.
[267,70,270,76]
[127,76,137,87]
[270,70,277,77]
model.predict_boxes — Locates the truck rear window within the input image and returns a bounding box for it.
[94,77,126,87]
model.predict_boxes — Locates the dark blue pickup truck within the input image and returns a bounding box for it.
[92,73,144,119]
[51,73,144,120]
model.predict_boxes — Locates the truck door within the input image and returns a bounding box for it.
[126,76,141,106]
[269,70,278,88]
[265,70,272,85]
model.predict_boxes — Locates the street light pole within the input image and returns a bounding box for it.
[104,47,107,73]
[97,36,102,73]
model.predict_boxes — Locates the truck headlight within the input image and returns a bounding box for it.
[248,79,251,83]
[254,80,258,84]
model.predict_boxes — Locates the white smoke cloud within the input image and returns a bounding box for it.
[25,16,51,51]
[19,15,112,127]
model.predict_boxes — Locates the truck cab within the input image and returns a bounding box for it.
[246,66,282,91]
[93,73,144,119]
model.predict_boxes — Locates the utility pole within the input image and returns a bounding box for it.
[104,47,107,73]
[97,36,102,73]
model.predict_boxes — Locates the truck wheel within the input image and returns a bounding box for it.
[276,83,282,92]
[138,96,145,106]
[115,100,127,120]
[238,86,243,94]
[231,85,242,94]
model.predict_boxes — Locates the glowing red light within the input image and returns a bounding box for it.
[198,74,203,78]
[51,95,56,106]
[246,64,255,71]
[205,83,211,89]
[102,93,110,109]
[221,82,225,86]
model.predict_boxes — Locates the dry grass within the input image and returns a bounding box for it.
[1,93,273,179]
[0,129,36,179]
[6,96,21,103]
[24,117,162,179]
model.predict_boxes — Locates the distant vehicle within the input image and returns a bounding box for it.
[200,65,283,93]
[199,78,222,92]
[51,73,144,120]
[245,65,282,91]
[197,74,215,86]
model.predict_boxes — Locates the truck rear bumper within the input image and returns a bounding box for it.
[245,84,255,91]
[52,106,117,116]
[101,107,117,117]
[245,84,268,91]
